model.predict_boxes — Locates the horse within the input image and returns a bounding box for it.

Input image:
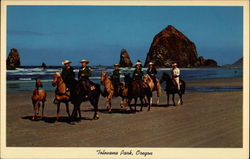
[160,72,185,106]
[100,72,129,112]
[143,74,161,105]
[70,78,101,121]
[118,82,129,109]
[100,72,114,112]
[124,74,151,111]
[31,79,46,120]
[52,72,71,121]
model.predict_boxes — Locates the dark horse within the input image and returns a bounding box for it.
[52,73,101,121]
[70,79,102,121]
[160,72,185,106]
[124,74,151,112]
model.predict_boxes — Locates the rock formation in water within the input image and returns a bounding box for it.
[7,48,21,70]
[119,49,133,67]
[144,25,218,68]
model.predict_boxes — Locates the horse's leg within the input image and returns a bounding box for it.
[41,101,45,119]
[120,98,124,108]
[90,98,99,120]
[108,91,113,112]
[134,98,137,112]
[56,102,61,121]
[71,104,76,119]
[128,98,133,111]
[77,103,81,121]
[140,97,144,111]
[65,102,71,120]
[172,94,176,106]
[178,92,183,105]
[156,89,160,105]
[37,102,41,118]
[32,101,37,120]
[148,95,152,111]
[167,93,169,106]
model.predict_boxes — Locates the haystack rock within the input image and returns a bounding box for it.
[144,25,218,67]
[119,49,133,67]
[7,48,21,70]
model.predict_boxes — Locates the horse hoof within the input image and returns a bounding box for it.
[94,115,100,120]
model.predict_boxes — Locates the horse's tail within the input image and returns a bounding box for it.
[94,84,104,97]
[181,80,186,94]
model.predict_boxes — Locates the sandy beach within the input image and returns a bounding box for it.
[6,77,243,147]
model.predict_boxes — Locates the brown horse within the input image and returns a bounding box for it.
[143,74,161,105]
[124,74,151,112]
[52,72,71,121]
[118,82,129,109]
[100,72,114,112]
[31,79,46,120]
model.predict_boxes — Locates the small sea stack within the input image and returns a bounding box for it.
[119,48,133,67]
[7,48,21,70]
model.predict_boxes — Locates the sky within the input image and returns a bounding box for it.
[7,6,243,66]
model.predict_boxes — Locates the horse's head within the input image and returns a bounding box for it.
[143,74,152,83]
[160,72,171,84]
[35,79,43,88]
[101,72,108,83]
[52,72,61,87]
[124,73,131,82]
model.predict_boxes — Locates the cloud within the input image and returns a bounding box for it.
[7,30,65,36]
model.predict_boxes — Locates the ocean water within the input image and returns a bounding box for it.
[6,67,243,92]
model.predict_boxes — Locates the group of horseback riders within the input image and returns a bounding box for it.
[60,59,181,97]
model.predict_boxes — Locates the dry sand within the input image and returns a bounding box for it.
[6,77,243,147]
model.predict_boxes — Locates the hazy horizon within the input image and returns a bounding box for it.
[7,6,243,66]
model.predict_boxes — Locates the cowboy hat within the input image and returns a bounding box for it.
[135,60,142,66]
[80,59,89,64]
[114,64,120,67]
[172,63,178,66]
[62,60,72,65]
[149,62,154,65]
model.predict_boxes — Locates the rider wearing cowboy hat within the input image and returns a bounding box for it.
[171,62,180,90]
[78,59,92,96]
[147,62,157,88]
[132,60,144,84]
[111,64,121,96]
[61,60,75,91]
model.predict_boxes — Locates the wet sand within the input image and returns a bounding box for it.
[6,77,243,147]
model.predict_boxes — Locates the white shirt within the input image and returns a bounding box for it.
[172,67,180,78]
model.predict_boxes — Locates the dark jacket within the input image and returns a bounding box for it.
[61,67,75,83]
[78,66,91,81]
[111,69,120,81]
[147,67,157,78]
[61,67,75,89]
[132,68,144,81]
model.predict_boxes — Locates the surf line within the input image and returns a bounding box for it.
[96,149,153,157]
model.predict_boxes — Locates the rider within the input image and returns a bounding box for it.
[61,60,75,91]
[111,64,121,97]
[132,60,144,87]
[147,62,157,89]
[171,62,180,90]
[78,59,92,97]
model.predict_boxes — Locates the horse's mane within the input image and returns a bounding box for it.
[55,72,61,77]
[144,74,152,83]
